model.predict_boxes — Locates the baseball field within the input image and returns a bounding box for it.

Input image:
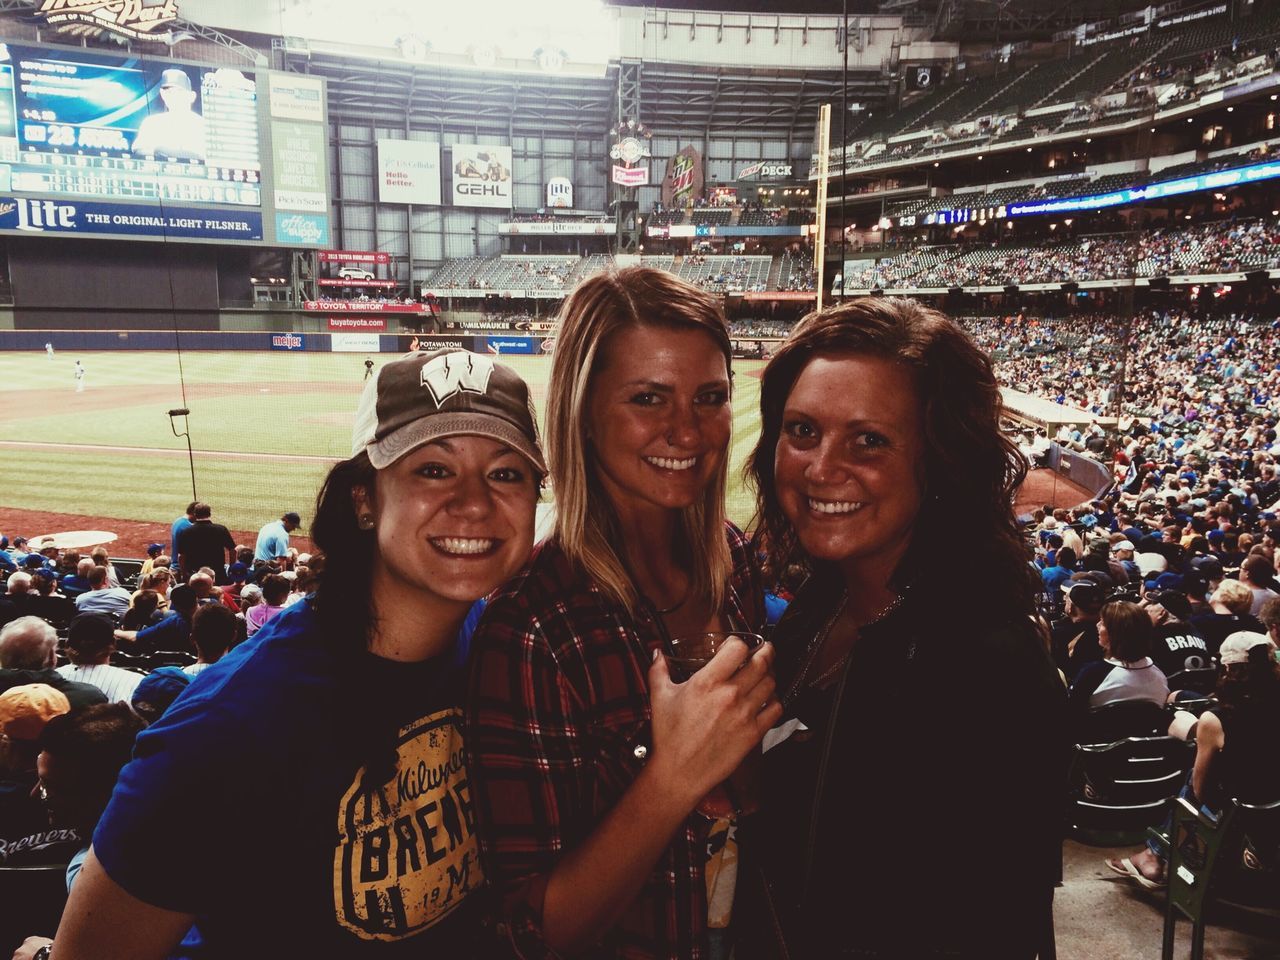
[0,349,770,554]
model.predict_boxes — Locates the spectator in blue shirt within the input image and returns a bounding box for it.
[170,502,197,559]
[254,512,301,564]
[1042,546,1077,594]
[114,585,197,654]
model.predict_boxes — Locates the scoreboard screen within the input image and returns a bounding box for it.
[0,42,261,208]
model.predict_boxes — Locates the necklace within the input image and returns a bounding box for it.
[794,591,906,692]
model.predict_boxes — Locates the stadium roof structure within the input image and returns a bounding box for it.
[296,50,880,139]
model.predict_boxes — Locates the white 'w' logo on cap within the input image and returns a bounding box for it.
[420,352,495,406]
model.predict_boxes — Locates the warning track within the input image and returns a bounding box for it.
[0,440,341,463]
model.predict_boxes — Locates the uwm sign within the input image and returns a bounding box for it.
[35,0,181,41]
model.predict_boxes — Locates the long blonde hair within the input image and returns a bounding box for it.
[546,266,733,614]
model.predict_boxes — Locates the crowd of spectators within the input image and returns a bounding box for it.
[843,215,1280,290]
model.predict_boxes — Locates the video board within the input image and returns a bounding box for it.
[0,41,331,246]
[0,42,260,206]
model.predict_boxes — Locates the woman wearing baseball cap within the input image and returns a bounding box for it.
[39,349,543,959]
[1108,628,1280,888]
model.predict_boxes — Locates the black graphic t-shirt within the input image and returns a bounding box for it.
[94,600,493,958]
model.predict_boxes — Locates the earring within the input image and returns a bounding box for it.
[358,514,374,530]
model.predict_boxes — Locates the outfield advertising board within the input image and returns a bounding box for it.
[485,335,537,354]
[270,333,306,351]
[0,196,262,240]
[378,140,442,205]
[451,145,512,209]
[268,74,325,123]
[331,332,381,352]
[275,212,329,246]
[272,121,328,212]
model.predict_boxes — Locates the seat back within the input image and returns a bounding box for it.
[20,595,78,630]
[147,650,196,669]
[0,863,68,952]
[1077,699,1168,744]
[1166,668,1218,695]
[1069,735,1193,844]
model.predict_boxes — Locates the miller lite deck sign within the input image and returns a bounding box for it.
[451,145,513,209]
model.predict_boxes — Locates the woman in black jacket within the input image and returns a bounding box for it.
[742,297,1069,959]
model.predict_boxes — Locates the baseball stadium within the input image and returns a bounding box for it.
[1,0,1280,956]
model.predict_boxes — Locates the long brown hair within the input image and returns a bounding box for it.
[546,266,733,613]
[747,297,1035,621]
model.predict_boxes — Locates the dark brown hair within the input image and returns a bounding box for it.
[1100,601,1155,662]
[748,297,1034,621]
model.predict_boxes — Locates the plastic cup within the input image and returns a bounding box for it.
[667,631,764,681]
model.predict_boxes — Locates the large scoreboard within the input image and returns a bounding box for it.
[0,41,331,246]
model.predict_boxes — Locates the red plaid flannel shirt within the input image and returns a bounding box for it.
[466,525,764,960]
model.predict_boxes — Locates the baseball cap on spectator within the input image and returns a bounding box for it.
[1135,553,1168,576]
[1154,572,1183,592]
[1062,581,1104,613]
[1207,529,1226,544]
[1112,540,1136,553]
[1146,590,1193,621]
[1182,571,1209,601]
[146,543,164,557]
[240,583,263,601]
[227,562,248,582]
[0,683,70,741]
[21,554,44,569]
[352,349,545,473]
[1219,631,1277,665]
[1190,556,1224,580]
[130,667,191,724]
[1123,527,1144,544]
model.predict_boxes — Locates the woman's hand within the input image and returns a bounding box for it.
[12,937,52,960]
[646,638,783,808]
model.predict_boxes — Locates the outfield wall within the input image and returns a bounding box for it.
[0,330,551,354]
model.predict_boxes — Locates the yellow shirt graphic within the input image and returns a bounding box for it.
[333,708,483,940]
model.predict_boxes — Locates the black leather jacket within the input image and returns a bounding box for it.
[739,567,1069,960]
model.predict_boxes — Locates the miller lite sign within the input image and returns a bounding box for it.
[546,177,573,209]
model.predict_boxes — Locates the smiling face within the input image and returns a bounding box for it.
[774,353,926,589]
[355,436,538,611]
[585,324,732,526]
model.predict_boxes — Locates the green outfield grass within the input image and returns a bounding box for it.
[0,350,767,534]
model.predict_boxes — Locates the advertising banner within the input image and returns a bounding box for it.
[318,278,398,289]
[612,164,648,187]
[275,212,329,246]
[451,145,513,208]
[403,335,467,351]
[546,176,573,208]
[736,160,796,180]
[328,317,388,331]
[0,196,262,241]
[305,300,425,313]
[484,335,538,355]
[320,250,392,264]
[331,332,382,352]
[272,121,328,212]
[378,140,442,205]
[270,333,305,351]
[661,146,703,207]
[268,73,325,123]
[498,221,611,235]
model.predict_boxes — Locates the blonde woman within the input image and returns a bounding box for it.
[467,266,781,959]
